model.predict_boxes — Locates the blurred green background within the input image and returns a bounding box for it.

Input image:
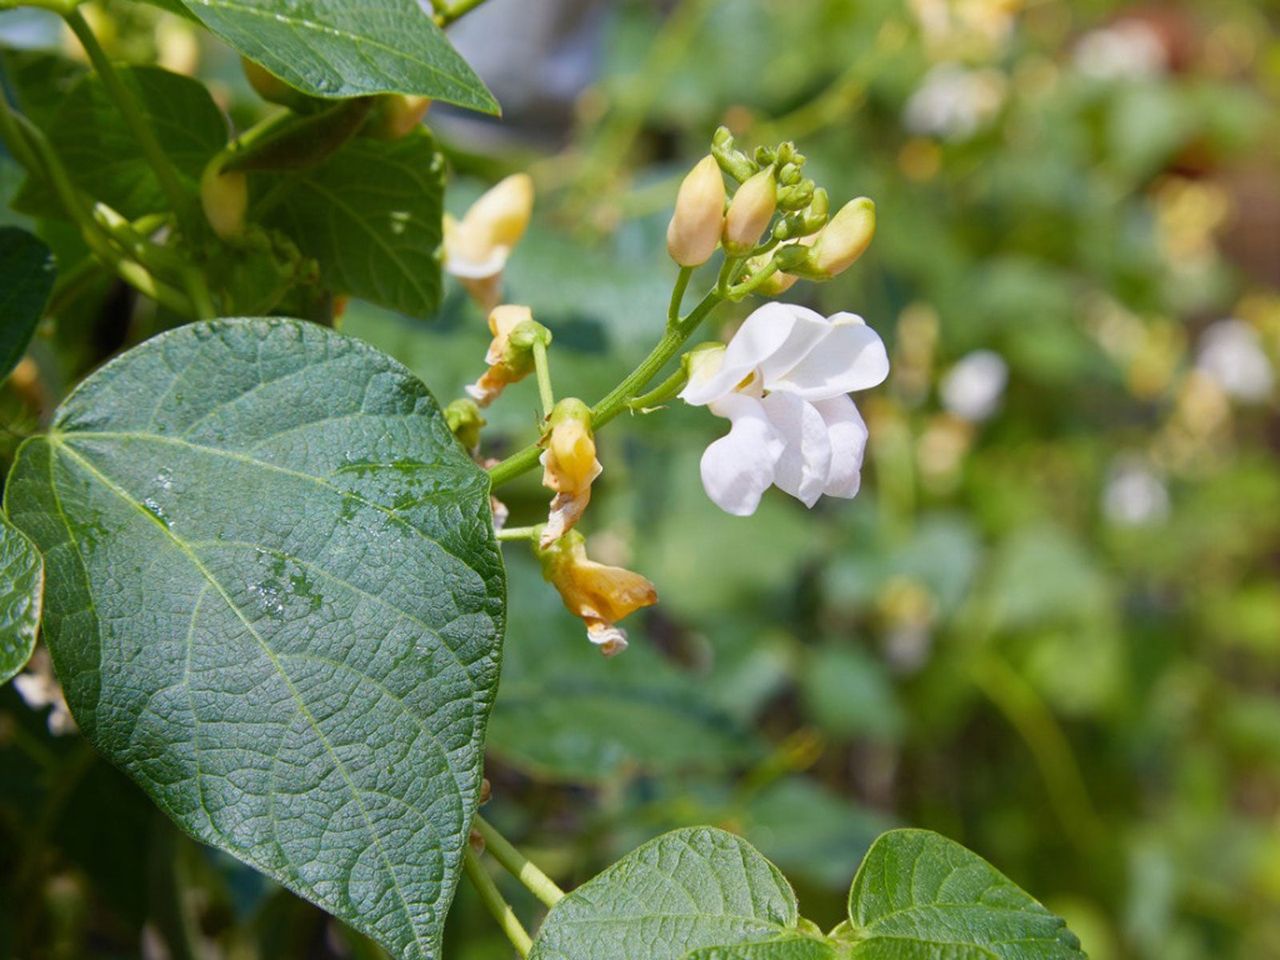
[3,1,1280,957]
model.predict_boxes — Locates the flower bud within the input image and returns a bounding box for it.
[667,156,726,267]
[540,398,601,546]
[241,58,312,110]
[466,305,550,406]
[806,197,875,278]
[200,159,248,241]
[368,95,432,140]
[723,168,777,254]
[536,529,658,657]
[444,397,486,452]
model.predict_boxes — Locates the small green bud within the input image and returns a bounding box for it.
[777,162,802,186]
[711,127,757,183]
[667,155,726,267]
[366,94,432,141]
[771,242,811,272]
[776,179,814,211]
[200,158,249,241]
[775,142,797,165]
[804,197,876,278]
[722,168,777,255]
[445,398,486,451]
[754,145,775,167]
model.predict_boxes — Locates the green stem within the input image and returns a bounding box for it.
[495,526,540,542]
[668,265,692,326]
[473,816,565,909]
[64,9,193,229]
[463,846,533,958]
[487,289,721,488]
[435,0,491,27]
[627,363,689,412]
[532,339,554,419]
[724,258,779,300]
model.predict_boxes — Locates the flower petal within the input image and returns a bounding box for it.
[761,391,832,508]
[768,313,889,399]
[699,394,785,516]
[681,303,821,406]
[811,394,869,498]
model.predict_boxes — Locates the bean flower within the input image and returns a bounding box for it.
[443,173,534,310]
[680,303,889,516]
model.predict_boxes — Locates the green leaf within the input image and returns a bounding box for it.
[846,830,1085,960]
[0,514,43,685]
[3,318,505,960]
[175,0,498,112]
[264,130,444,317]
[15,66,227,221]
[685,938,837,960]
[530,827,801,960]
[0,226,56,382]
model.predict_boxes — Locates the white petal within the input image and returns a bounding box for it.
[444,246,509,280]
[680,303,820,406]
[761,392,832,508]
[768,313,889,400]
[699,394,785,516]
[811,394,868,498]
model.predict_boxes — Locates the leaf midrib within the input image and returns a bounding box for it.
[52,437,435,959]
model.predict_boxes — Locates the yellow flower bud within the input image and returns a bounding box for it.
[466,305,549,406]
[241,58,309,109]
[537,530,658,657]
[723,168,777,254]
[667,155,726,267]
[368,95,432,140]
[807,197,875,278]
[200,159,248,241]
[540,398,602,546]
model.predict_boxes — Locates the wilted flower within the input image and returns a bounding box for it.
[13,648,76,736]
[903,64,1006,141]
[1195,319,1275,404]
[466,305,550,407]
[667,155,726,267]
[680,303,890,516]
[939,349,1008,422]
[444,174,534,310]
[537,530,657,657]
[540,398,602,547]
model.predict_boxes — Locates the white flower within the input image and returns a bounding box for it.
[903,64,1006,141]
[1073,20,1168,81]
[1103,456,1170,527]
[1195,319,1274,404]
[680,303,889,516]
[940,349,1008,422]
[443,174,534,310]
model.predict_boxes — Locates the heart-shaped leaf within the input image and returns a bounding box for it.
[0,226,56,382]
[0,514,43,685]
[264,130,444,317]
[530,827,801,960]
[845,830,1085,959]
[175,0,498,112]
[4,318,505,960]
[14,66,226,221]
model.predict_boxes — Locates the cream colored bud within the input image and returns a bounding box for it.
[808,198,876,278]
[369,95,432,140]
[667,155,726,266]
[723,168,777,254]
[200,160,248,241]
[465,174,534,253]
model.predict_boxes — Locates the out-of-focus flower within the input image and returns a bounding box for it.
[903,64,1006,141]
[1073,19,1168,80]
[537,530,657,657]
[911,0,1023,59]
[667,155,726,267]
[466,305,550,407]
[540,398,601,547]
[12,648,76,736]
[1103,456,1171,526]
[680,303,889,516]
[1196,319,1275,404]
[939,349,1008,422]
[444,174,534,310]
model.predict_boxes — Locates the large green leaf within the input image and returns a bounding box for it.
[0,226,56,381]
[685,939,838,960]
[14,66,227,221]
[530,827,802,960]
[0,514,43,685]
[175,0,497,112]
[3,318,505,960]
[845,830,1085,960]
[264,130,444,317]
